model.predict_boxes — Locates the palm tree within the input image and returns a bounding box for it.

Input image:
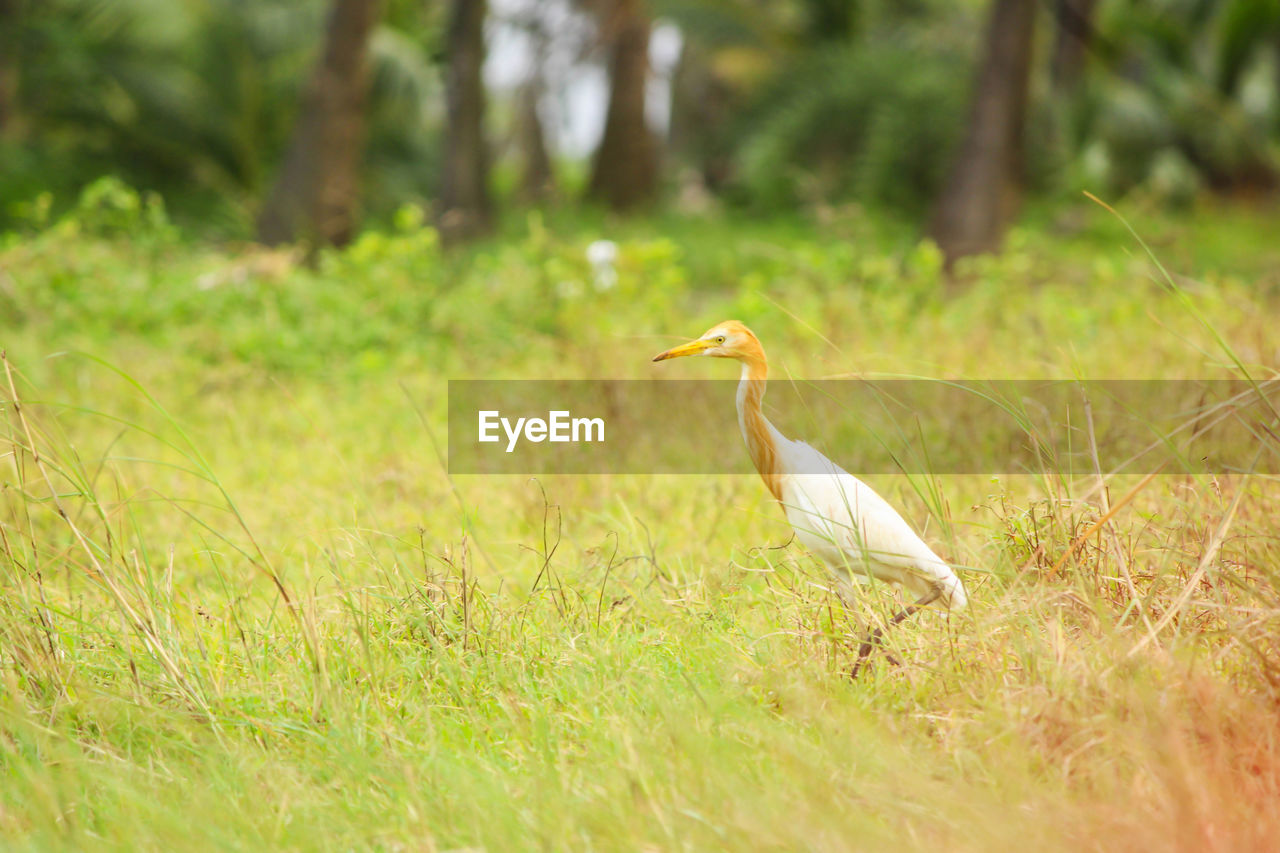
[930,0,1037,266]
[0,0,20,139]
[587,0,658,210]
[1050,0,1099,92]
[258,0,383,247]
[438,0,492,241]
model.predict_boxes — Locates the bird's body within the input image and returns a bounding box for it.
[654,321,966,614]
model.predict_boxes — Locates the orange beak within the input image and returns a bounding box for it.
[652,338,714,362]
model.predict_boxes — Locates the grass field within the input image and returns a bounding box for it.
[3,191,1280,850]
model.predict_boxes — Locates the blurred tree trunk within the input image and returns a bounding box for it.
[0,0,19,139]
[257,0,381,247]
[803,0,860,42]
[515,14,555,205]
[930,0,1036,266]
[438,0,492,241]
[587,0,658,210]
[517,80,555,203]
[1050,0,1097,92]
[669,42,733,192]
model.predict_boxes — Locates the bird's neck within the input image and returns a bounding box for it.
[736,356,784,501]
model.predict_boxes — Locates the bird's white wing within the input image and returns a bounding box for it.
[775,438,967,610]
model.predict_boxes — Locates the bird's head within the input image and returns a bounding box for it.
[652,320,764,364]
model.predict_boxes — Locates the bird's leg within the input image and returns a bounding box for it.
[850,586,943,679]
[831,575,861,612]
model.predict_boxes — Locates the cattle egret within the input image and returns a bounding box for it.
[653,320,966,675]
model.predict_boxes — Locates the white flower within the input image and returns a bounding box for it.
[586,240,619,291]
[586,239,618,267]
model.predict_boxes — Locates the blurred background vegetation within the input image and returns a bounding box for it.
[1,0,1277,262]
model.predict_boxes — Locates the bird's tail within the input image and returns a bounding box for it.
[937,570,967,611]
[906,563,967,611]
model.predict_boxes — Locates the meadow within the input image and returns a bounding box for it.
[3,186,1280,850]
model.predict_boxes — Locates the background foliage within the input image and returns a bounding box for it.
[3,0,1278,234]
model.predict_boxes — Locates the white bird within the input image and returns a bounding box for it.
[653,320,966,674]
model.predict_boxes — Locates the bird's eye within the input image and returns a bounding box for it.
[715,336,726,344]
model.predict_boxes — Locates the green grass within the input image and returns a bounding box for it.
[3,192,1280,850]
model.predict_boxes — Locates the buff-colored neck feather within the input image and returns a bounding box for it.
[734,343,784,501]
